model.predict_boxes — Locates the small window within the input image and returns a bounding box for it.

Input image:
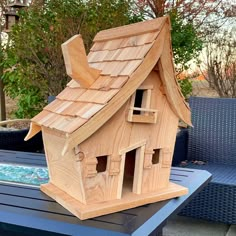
[128,86,158,123]
[152,149,161,164]
[133,90,145,115]
[96,156,108,173]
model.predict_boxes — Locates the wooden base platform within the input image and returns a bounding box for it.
[41,182,188,220]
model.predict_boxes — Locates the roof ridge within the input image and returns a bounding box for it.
[93,16,168,42]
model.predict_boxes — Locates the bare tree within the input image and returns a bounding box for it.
[133,0,236,35]
[203,28,236,97]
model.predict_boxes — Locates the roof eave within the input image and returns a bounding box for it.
[156,24,192,126]
[24,122,41,141]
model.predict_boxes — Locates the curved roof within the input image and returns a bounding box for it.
[26,16,191,150]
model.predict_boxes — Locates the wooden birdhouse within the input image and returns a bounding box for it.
[25,16,192,220]
[4,0,27,32]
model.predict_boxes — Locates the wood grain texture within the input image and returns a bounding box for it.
[24,122,41,141]
[126,72,179,193]
[56,57,180,207]
[157,28,191,126]
[130,114,157,123]
[90,31,158,52]
[24,18,191,220]
[67,79,80,88]
[42,127,86,204]
[41,183,188,220]
[78,89,119,104]
[94,17,167,42]
[41,181,188,220]
[133,145,145,194]
[62,34,101,88]
[56,87,87,101]
[89,75,113,90]
[63,23,168,153]
[78,103,132,202]
[27,16,190,140]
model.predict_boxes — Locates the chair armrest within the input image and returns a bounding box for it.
[172,128,189,166]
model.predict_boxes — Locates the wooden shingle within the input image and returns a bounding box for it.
[119,60,142,76]
[115,44,151,61]
[136,31,160,45]
[40,113,61,128]
[103,49,122,61]
[52,116,87,133]
[99,38,124,51]
[67,80,80,88]
[44,99,63,113]
[109,76,129,89]
[53,101,74,114]
[60,102,86,117]
[100,61,122,76]
[76,103,105,119]
[56,87,87,101]
[89,75,113,90]
[87,50,110,63]
[88,62,106,71]
[93,17,166,42]
[78,89,119,104]
[48,115,70,130]
[32,110,55,126]
[31,110,51,124]
[61,102,104,119]
[90,41,106,51]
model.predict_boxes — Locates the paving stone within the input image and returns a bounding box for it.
[163,215,230,236]
[226,225,236,236]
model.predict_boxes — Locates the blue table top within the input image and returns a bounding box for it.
[0,149,211,236]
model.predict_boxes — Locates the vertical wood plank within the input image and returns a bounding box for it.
[133,145,145,194]
[116,153,126,199]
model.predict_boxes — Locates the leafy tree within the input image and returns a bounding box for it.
[132,0,235,98]
[170,14,202,97]
[81,0,142,51]
[2,0,141,118]
[170,13,202,73]
[0,0,7,120]
[178,77,193,98]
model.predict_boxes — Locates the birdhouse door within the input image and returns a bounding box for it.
[117,144,145,198]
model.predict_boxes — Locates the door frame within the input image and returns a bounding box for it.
[117,140,146,198]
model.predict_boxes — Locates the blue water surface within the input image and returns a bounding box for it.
[0,163,49,186]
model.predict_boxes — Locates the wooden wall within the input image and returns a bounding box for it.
[77,69,179,203]
[42,128,86,204]
[42,68,179,205]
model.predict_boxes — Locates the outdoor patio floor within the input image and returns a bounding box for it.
[163,215,236,236]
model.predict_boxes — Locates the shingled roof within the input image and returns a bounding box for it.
[25,16,191,152]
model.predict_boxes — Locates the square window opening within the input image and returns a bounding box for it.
[96,156,108,173]
[152,149,161,164]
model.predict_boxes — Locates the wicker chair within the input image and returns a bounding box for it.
[173,96,236,224]
[0,119,43,153]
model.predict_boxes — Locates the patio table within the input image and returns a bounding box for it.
[0,149,211,236]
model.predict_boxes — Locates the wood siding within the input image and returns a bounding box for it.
[76,69,179,203]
